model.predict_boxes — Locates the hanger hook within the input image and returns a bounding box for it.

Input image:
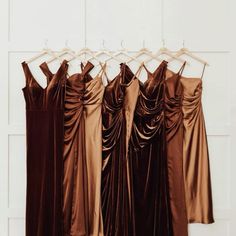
[44,39,48,49]
[182,40,185,48]
[142,40,145,48]
[121,40,125,49]
[162,39,165,48]
[65,39,68,48]
[102,39,106,49]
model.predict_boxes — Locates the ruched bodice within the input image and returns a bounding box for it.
[181,77,214,224]
[101,63,140,236]
[129,60,173,236]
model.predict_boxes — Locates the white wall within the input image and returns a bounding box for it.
[0,0,235,235]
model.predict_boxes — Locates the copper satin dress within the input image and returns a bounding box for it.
[39,61,105,236]
[180,75,214,224]
[129,60,173,236]
[22,60,68,236]
[101,63,140,236]
[164,63,188,236]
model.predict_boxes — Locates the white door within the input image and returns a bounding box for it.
[0,0,235,235]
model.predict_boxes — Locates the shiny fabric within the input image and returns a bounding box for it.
[181,77,214,224]
[101,63,140,236]
[129,61,173,236]
[22,58,214,236]
[40,61,105,236]
[22,60,68,236]
[164,65,188,236]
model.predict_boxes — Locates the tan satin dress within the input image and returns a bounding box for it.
[165,62,188,236]
[42,61,105,236]
[180,75,214,224]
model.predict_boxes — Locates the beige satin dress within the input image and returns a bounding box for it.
[180,72,214,224]
[63,62,105,236]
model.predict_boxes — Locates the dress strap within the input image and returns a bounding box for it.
[81,61,94,76]
[21,61,33,85]
[39,62,54,84]
[200,63,206,79]
[177,61,187,76]
[98,62,109,84]
[143,60,168,78]
[103,62,110,83]
[135,62,144,78]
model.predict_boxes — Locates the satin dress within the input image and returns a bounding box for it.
[22,60,68,236]
[39,61,105,236]
[164,63,188,236]
[181,76,214,224]
[101,63,140,236]
[129,60,173,236]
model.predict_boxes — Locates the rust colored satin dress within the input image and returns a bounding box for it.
[22,60,68,236]
[181,73,214,224]
[40,61,105,236]
[164,63,188,236]
[129,60,173,236]
[101,63,140,236]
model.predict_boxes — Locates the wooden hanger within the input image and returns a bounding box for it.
[69,47,101,64]
[110,40,141,64]
[26,39,58,64]
[145,39,186,64]
[169,40,209,66]
[127,40,162,64]
[94,40,122,63]
[46,40,75,64]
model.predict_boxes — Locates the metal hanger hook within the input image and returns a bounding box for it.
[162,39,165,48]
[102,39,106,49]
[121,40,125,49]
[65,39,69,48]
[182,40,185,48]
[44,39,48,49]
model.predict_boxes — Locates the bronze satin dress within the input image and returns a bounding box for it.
[101,63,140,236]
[164,63,188,236]
[180,75,214,224]
[129,60,173,236]
[40,61,105,236]
[22,60,68,236]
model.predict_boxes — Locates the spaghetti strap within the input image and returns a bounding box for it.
[177,61,186,76]
[143,60,168,78]
[135,62,144,78]
[98,62,107,77]
[200,63,206,79]
[97,62,110,84]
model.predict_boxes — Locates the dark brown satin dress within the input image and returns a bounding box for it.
[40,61,105,235]
[164,63,188,236]
[22,60,68,236]
[101,63,140,236]
[181,76,214,224]
[129,60,173,236]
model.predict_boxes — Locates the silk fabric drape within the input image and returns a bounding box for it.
[22,59,214,236]
[129,61,173,236]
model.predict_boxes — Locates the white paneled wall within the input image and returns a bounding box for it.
[0,0,235,235]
